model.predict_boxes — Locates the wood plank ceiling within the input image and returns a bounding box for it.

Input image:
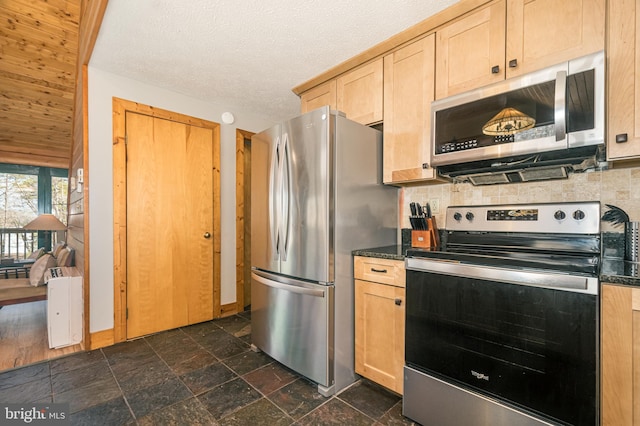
[0,0,80,169]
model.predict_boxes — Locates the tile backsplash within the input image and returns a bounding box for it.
[403,166,640,233]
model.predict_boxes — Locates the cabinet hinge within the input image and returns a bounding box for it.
[126,308,129,319]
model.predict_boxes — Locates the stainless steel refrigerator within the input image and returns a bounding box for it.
[251,106,398,396]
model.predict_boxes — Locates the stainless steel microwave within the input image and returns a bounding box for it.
[430,51,604,168]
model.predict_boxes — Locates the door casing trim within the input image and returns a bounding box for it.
[112,97,221,342]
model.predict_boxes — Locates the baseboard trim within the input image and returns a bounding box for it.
[90,328,115,349]
[220,302,238,317]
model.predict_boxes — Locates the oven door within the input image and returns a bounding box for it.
[405,260,598,426]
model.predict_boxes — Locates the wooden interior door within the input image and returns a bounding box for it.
[125,111,214,338]
[243,138,252,309]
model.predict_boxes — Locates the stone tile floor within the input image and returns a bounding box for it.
[0,310,418,425]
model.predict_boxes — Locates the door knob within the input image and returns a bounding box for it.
[203,232,211,239]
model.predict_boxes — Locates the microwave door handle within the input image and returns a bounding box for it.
[554,70,567,142]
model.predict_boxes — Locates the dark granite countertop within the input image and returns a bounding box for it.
[352,244,409,261]
[600,257,640,287]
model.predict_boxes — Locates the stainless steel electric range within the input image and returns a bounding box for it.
[403,202,600,426]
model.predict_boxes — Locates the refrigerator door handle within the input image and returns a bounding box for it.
[252,271,326,298]
[281,132,291,262]
[271,135,282,259]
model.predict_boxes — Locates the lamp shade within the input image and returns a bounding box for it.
[482,107,535,135]
[23,214,67,231]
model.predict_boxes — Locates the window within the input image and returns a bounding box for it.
[0,165,68,258]
[0,172,38,228]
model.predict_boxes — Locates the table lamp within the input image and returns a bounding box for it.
[23,214,67,252]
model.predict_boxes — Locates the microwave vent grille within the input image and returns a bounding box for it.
[518,166,568,182]
[467,173,511,185]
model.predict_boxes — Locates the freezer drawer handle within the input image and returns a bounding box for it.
[253,273,326,298]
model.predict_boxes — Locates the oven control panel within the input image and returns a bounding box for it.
[486,209,538,221]
[446,202,600,234]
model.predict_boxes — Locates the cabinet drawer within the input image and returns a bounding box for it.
[354,256,405,287]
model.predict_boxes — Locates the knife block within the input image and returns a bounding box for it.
[411,217,439,248]
[411,230,432,248]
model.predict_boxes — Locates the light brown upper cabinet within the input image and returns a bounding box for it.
[383,34,438,185]
[300,80,337,114]
[435,0,605,100]
[607,0,640,160]
[336,59,384,125]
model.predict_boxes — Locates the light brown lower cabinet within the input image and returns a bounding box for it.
[354,256,405,394]
[601,283,640,425]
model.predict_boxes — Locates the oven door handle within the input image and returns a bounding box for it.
[405,258,598,295]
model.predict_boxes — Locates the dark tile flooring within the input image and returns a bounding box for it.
[0,310,418,425]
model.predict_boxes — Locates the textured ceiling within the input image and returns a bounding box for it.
[91,0,459,123]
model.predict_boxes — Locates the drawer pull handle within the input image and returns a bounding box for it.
[371,268,388,273]
[395,298,402,306]
[616,133,628,143]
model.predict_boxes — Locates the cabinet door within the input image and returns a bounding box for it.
[336,59,383,125]
[607,0,640,160]
[383,35,438,184]
[300,80,337,114]
[435,0,505,99]
[601,284,640,425]
[506,0,605,78]
[355,279,405,394]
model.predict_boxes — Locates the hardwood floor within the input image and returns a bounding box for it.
[0,301,82,371]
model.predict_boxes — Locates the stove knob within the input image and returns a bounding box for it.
[453,212,462,221]
[573,209,586,221]
[466,212,475,221]
[554,210,566,221]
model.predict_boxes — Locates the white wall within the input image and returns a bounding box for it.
[88,66,278,332]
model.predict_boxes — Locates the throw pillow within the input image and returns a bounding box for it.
[29,254,57,287]
[55,248,74,267]
[52,242,66,258]
[27,248,45,259]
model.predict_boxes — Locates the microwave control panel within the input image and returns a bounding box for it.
[438,134,515,153]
